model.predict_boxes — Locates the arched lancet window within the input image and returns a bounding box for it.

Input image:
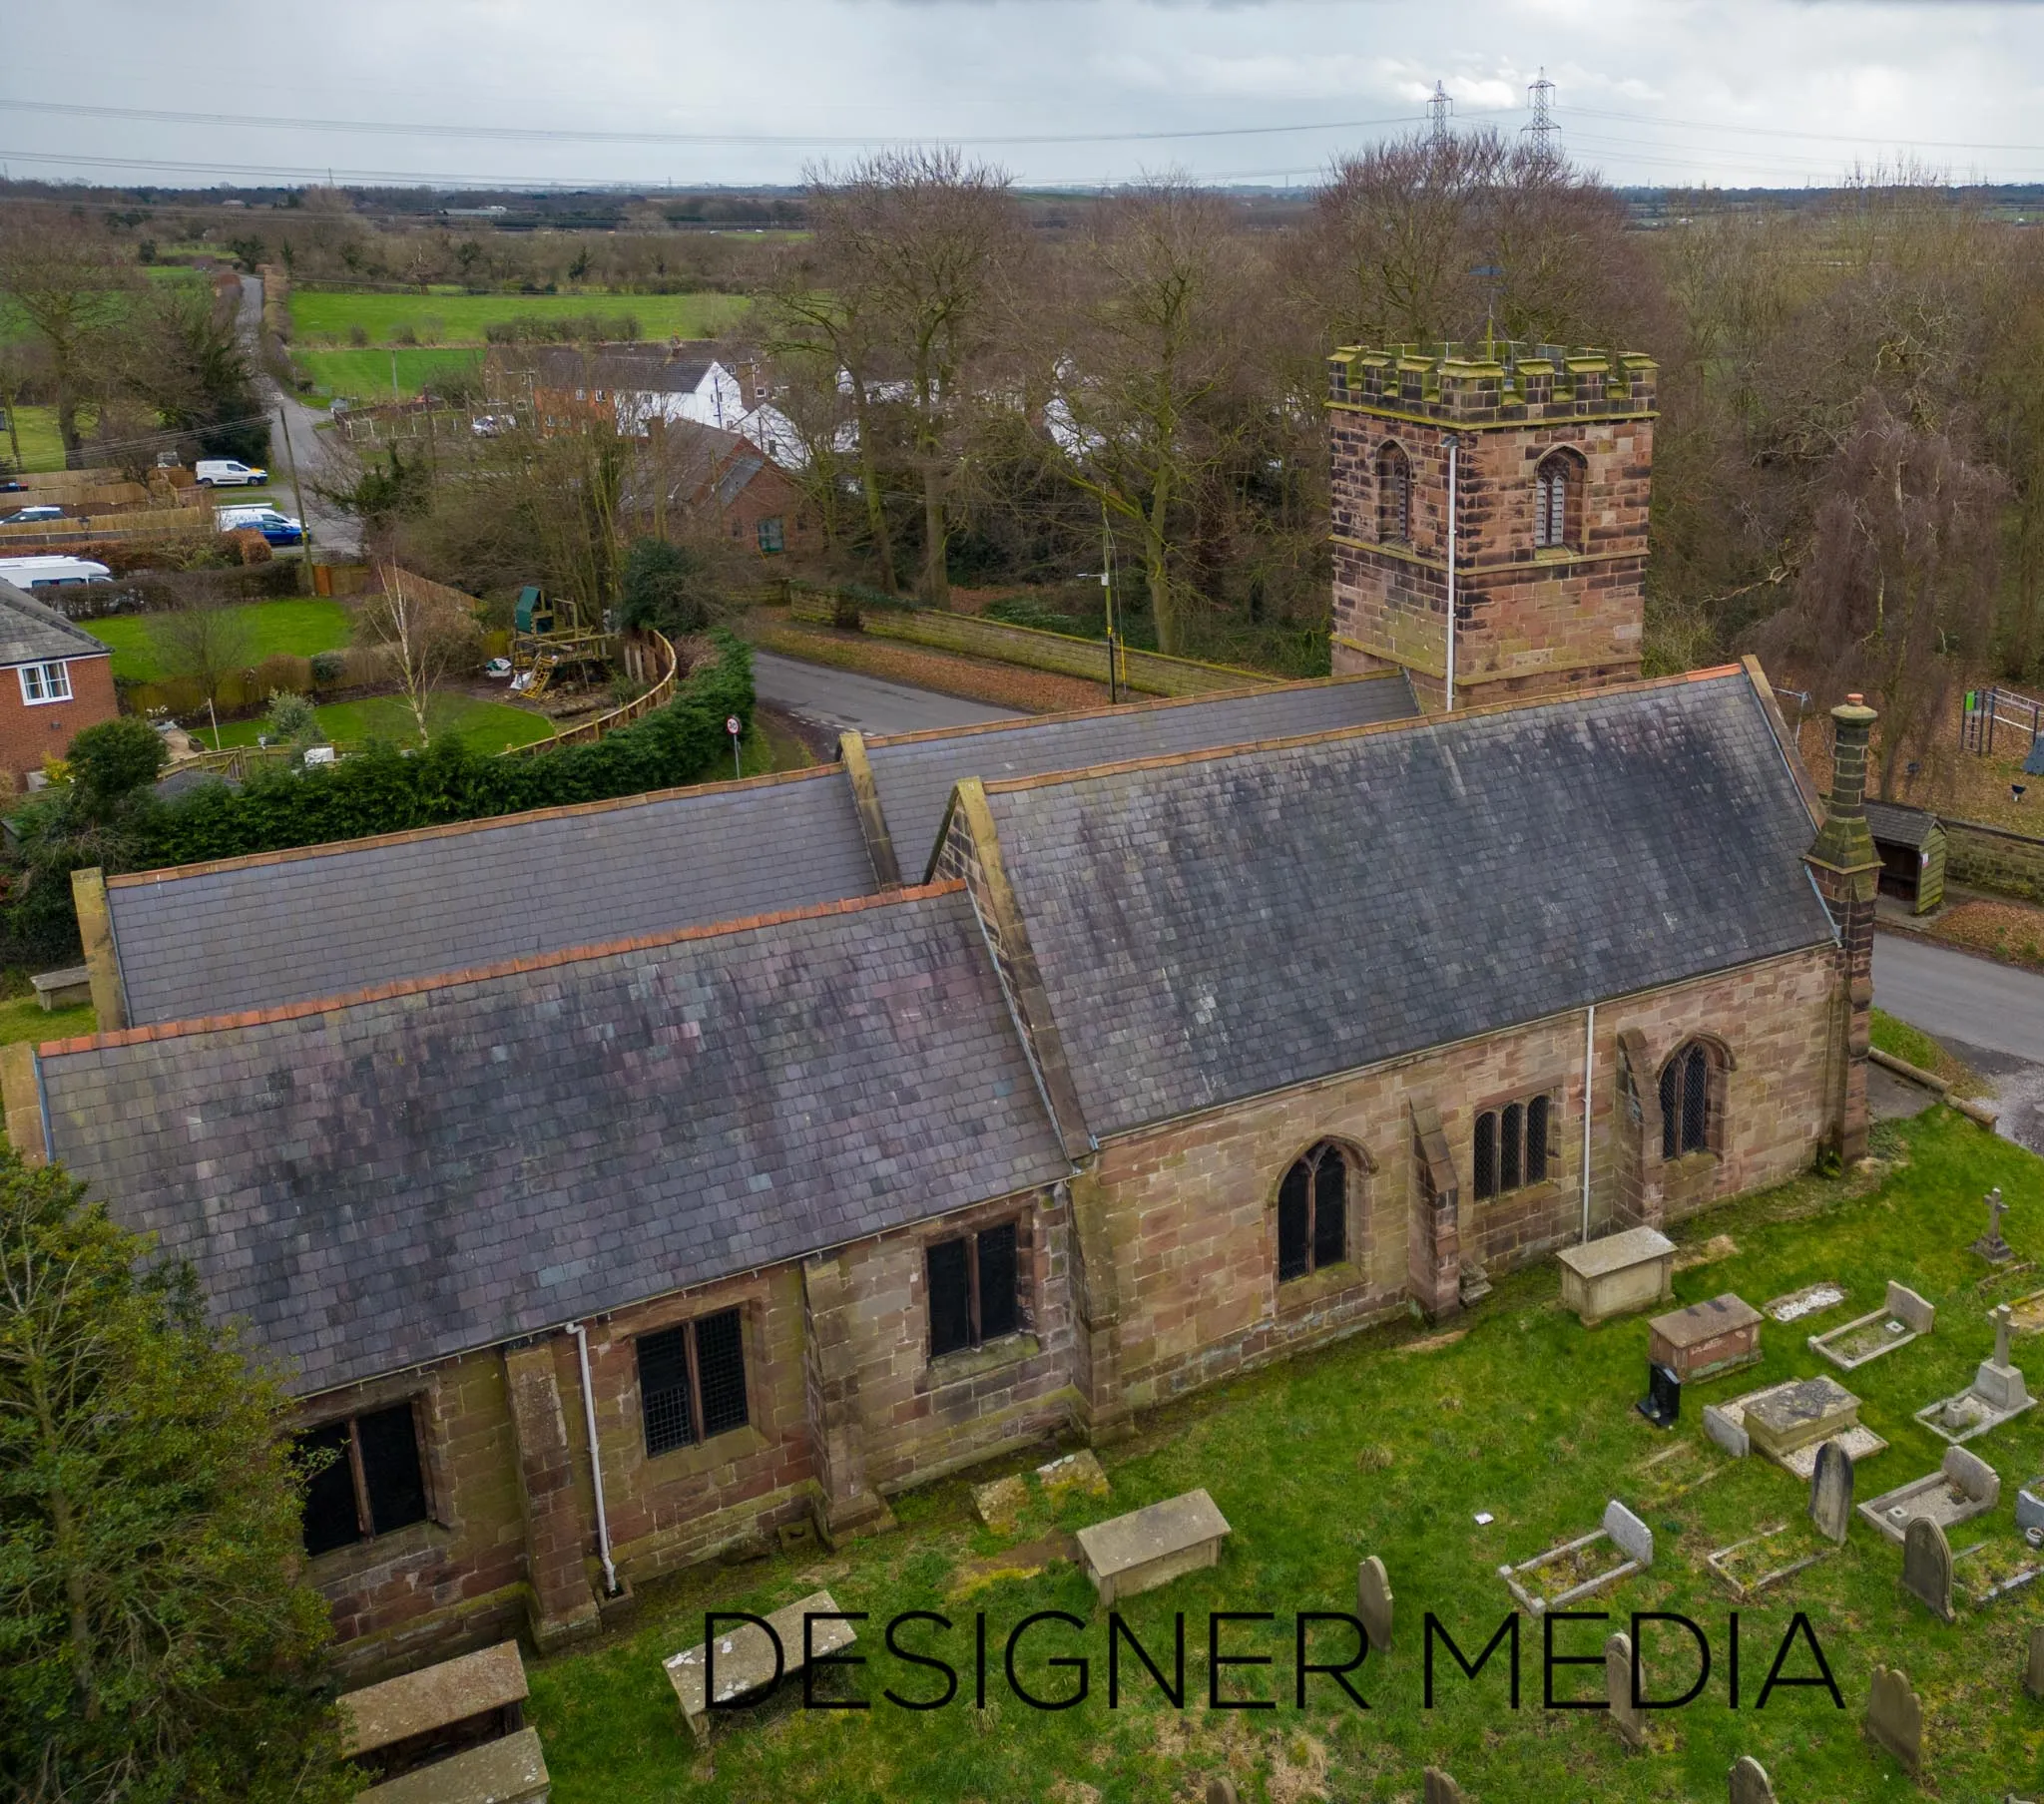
[1473,1094,1551,1201]
[1659,1041,1716,1159]
[1277,1141,1349,1281]
[1534,449,1582,551]
[1376,442,1411,544]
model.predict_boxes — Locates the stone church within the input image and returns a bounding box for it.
[1,340,1878,1675]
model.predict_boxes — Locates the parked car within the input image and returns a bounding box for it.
[195,459,268,488]
[0,555,113,589]
[1,505,66,525]
[215,505,304,547]
[0,479,24,494]
[471,413,513,438]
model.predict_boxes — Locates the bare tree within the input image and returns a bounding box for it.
[0,215,139,466]
[1040,180,1250,655]
[1759,395,2003,797]
[359,568,484,745]
[149,601,256,718]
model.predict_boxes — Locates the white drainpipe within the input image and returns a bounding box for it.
[566,1322,619,1596]
[1580,1003,1597,1242]
[1443,434,1459,711]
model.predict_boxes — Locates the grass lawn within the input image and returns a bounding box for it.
[287,288,751,347]
[201,693,554,754]
[80,601,353,682]
[523,1109,2044,1801]
[0,994,94,1050]
[295,346,486,404]
[1869,1005,1990,1098]
[1,404,93,476]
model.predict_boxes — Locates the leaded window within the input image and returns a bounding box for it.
[1659,1042,1715,1159]
[1473,1094,1552,1201]
[638,1307,751,1458]
[1277,1141,1349,1281]
[296,1400,430,1557]
[927,1221,1020,1357]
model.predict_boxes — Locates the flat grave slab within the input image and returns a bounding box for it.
[1648,1293,1763,1381]
[1809,1281,1934,1371]
[355,1728,549,1804]
[339,1641,528,1761]
[2008,1287,2044,1336]
[664,1588,854,1745]
[1632,1440,1726,1508]
[1953,1538,2044,1609]
[1556,1226,1675,1326]
[1499,1500,1652,1616]
[1705,1522,1831,1599]
[1704,1379,1887,1473]
[1858,1446,2001,1544]
[1766,1281,1847,1323]
[1037,1449,1110,1503]
[1076,1488,1231,1605]
[1744,1375,1860,1461]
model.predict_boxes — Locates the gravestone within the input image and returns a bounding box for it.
[1974,1186,2015,1263]
[1901,1516,1955,1622]
[1356,1555,1393,1654]
[1606,1630,1647,1749]
[1863,1663,1923,1774]
[1809,1439,1853,1545]
[1976,1304,2031,1413]
[1205,1781,1241,1804]
[1637,1361,1681,1429]
[1728,1755,1778,1804]
[2027,1623,2044,1701]
[1422,1771,1467,1804]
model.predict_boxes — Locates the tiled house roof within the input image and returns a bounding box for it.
[859,674,1417,879]
[977,669,1836,1137]
[108,766,881,1025]
[0,579,117,668]
[39,886,1068,1397]
[1862,799,1939,848]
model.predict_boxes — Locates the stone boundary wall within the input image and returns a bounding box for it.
[1943,816,2044,904]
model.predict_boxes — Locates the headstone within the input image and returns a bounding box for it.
[1887,1281,1935,1335]
[1944,1444,2000,1506]
[1356,1555,1393,1653]
[1900,1515,1954,1622]
[1973,1305,2032,1413]
[1206,1781,1241,1804]
[1422,1771,1467,1804]
[1728,1754,1778,1804]
[2019,1477,2044,1536]
[1606,1630,1647,1749]
[1703,1402,1750,1459]
[1863,1663,1923,1774]
[1808,1439,1853,1544]
[1974,1186,2015,1263]
[1603,1499,1655,1568]
[2027,1623,2044,1701]
[1636,1361,1681,1429]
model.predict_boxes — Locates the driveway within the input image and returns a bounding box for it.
[235,273,361,557]
[751,650,1020,738]
[1873,931,2044,1152]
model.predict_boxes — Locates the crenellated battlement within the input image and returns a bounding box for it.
[1327,340,1658,424]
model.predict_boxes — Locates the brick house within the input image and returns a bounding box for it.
[1,340,1883,1679]
[0,578,120,788]
[655,419,820,561]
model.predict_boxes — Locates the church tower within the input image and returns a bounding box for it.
[1325,342,1657,711]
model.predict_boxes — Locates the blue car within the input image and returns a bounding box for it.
[217,505,305,546]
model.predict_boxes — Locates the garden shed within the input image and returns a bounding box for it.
[1864,798,1946,914]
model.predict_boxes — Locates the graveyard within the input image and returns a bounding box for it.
[519,1110,2043,1800]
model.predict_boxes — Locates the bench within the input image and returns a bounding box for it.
[1076,1488,1231,1604]
[664,1588,855,1745]
[30,965,91,1012]
[339,1642,542,1798]
[1556,1225,1676,1326]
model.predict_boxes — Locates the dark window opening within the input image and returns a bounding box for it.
[1660,1042,1716,1159]
[1534,451,1580,551]
[1376,443,1411,544]
[757,515,785,554]
[1277,1141,1350,1282]
[927,1221,1022,1357]
[638,1306,750,1458]
[1473,1095,1555,1201]
[296,1401,429,1558]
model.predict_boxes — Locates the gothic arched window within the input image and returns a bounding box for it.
[1534,449,1583,550]
[1377,442,1412,544]
[1277,1141,1350,1281]
[1659,1040,1718,1159]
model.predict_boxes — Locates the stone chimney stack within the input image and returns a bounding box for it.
[1803,694,1880,1161]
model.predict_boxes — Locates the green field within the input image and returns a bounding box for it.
[287,287,751,347]
[81,601,353,682]
[295,346,487,404]
[202,693,554,753]
[522,1108,2044,1802]
[0,405,78,475]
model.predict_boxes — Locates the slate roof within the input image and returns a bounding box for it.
[1863,800,1940,847]
[979,669,1835,1138]
[41,886,1067,1398]
[525,343,717,395]
[860,675,1418,880]
[0,579,116,669]
[108,766,879,1026]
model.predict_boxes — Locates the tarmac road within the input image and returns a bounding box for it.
[1872,930,2044,1152]
[750,650,1020,738]
[235,273,361,558]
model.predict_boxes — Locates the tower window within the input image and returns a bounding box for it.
[1376,443,1411,544]
[1534,451,1582,551]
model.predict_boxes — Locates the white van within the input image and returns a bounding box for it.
[0,555,113,590]
[195,459,268,488]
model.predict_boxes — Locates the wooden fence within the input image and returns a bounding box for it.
[0,506,213,547]
[507,630,680,755]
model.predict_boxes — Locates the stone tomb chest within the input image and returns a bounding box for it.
[1743,1376,1860,1463]
[1556,1226,1677,1327]
[1648,1294,1764,1381]
[1076,1488,1232,1604]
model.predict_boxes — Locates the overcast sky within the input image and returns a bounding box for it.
[7,1,2044,192]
